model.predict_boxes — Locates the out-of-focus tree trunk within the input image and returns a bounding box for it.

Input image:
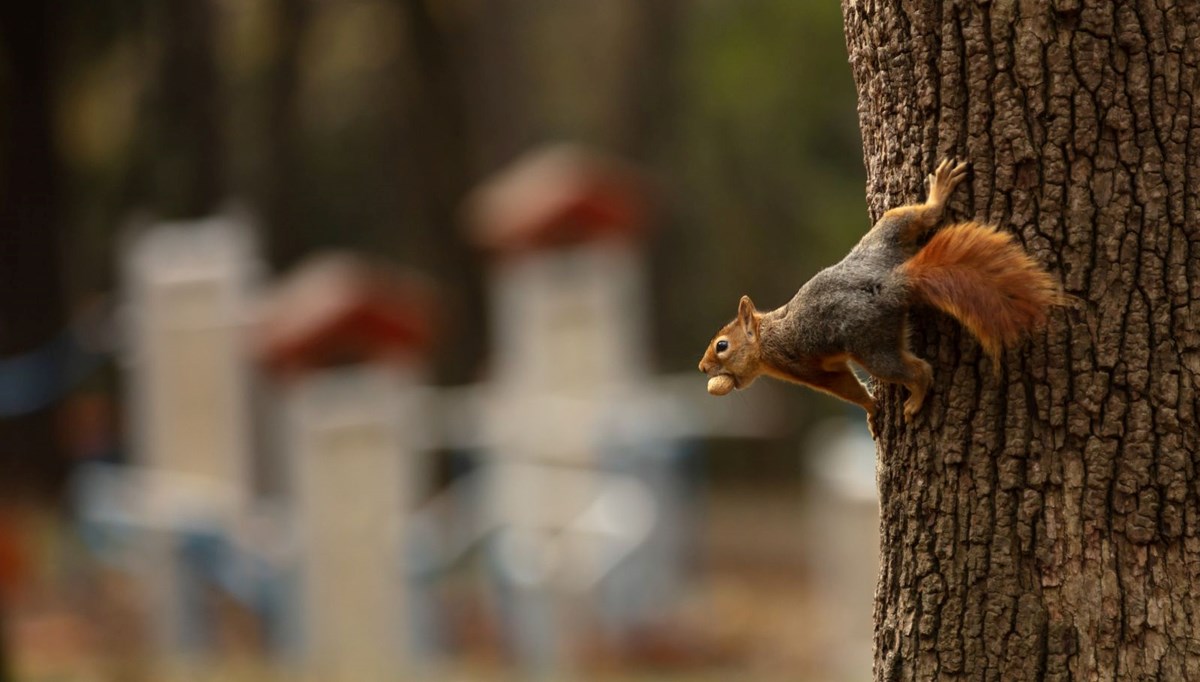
[263,0,307,268]
[617,0,681,160]
[0,0,68,502]
[842,1,1200,679]
[395,0,487,384]
[141,0,223,218]
[0,2,65,677]
[617,0,680,370]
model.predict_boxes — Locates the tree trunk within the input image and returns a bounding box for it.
[0,0,68,500]
[263,0,308,268]
[395,0,488,385]
[137,0,223,218]
[615,0,681,159]
[0,2,64,675]
[841,1,1200,679]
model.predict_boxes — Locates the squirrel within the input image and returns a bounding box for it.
[698,158,1066,421]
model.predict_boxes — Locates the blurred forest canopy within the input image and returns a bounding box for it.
[3,0,867,443]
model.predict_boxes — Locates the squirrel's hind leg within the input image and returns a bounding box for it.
[854,350,933,421]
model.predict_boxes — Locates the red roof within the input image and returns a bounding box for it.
[253,253,435,376]
[464,144,651,253]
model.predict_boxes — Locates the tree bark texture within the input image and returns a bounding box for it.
[841,1,1200,679]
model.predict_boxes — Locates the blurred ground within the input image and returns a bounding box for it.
[6,482,878,682]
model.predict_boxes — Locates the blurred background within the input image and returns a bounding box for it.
[0,0,879,680]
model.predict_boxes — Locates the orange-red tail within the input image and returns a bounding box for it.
[901,222,1066,363]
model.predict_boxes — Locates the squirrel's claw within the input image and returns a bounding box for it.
[948,159,970,183]
[902,396,924,422]
[928,157,970,204]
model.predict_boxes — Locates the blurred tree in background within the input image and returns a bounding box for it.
[4,0,868,486]
[0,2,68,503]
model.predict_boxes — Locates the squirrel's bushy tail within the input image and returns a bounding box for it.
[901,222,1066,363]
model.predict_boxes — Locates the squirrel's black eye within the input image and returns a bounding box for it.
[715,339,729,353]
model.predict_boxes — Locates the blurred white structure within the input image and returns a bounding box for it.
[465,144,679,670]
[254,253,436,679]
[123,214,260,503]
[801,415,881,681]
[481,242,661,591]
[119,213,263,661]
[284,365,419,679]
[74,166,788,678]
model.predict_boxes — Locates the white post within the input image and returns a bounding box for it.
[124,215,259,500]
[481,241,660,670]
[121,214,261,663]
[490,242,649,396]
[285,363,423,680]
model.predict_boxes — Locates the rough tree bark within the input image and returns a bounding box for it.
[841,1,1200,679]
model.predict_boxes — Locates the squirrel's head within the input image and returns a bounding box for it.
[699,295,764,396]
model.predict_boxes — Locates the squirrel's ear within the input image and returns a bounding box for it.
[737,295,758,336]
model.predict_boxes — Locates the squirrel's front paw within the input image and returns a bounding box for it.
[928,158,970,202]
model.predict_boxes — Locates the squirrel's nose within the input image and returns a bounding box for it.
[698,359,711,374]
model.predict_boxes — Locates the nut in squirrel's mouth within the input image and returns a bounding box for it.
[707,373,737,396]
